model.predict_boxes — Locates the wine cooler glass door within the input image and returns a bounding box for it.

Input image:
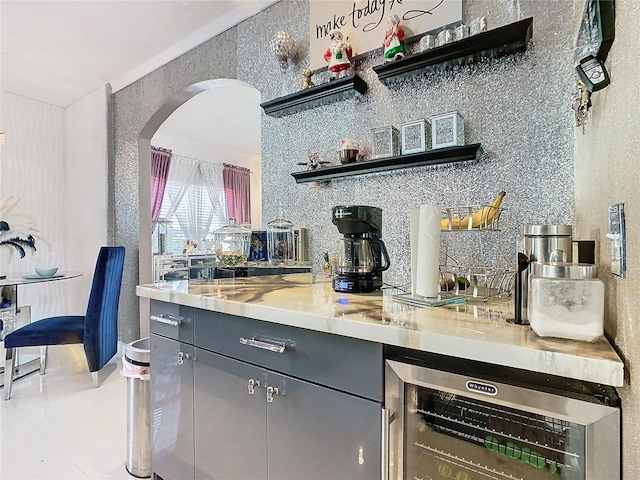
[385,360,620,480]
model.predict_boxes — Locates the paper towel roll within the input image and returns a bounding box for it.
[411,205,441,297]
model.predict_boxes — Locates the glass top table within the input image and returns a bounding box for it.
[0,271,82,287]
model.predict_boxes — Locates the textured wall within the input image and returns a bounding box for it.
[574,0,639,477]
[1,88,108,329]
[0,92,70,321]
[259,0,575,284]
[113,0,639,475]
[64,86,110,316]
[114,1,574,337]
[113,28,240,341]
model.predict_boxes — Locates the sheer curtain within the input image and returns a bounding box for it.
[160,154,228,246]
[163,155,199,239]
[150,146,172,225]
[223,163,251,225]
[200,162,227,227]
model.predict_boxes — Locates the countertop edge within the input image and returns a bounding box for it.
[137,284,625,387]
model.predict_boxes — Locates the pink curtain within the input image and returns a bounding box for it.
[223,163,251,225]
[151,146,172,225]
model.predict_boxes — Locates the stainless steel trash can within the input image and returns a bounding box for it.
[124,337,151,478]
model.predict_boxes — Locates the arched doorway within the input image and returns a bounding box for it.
[137,79,261,336]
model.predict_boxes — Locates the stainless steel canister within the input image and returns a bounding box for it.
[524,224,573,263]
[295,228,309,261]
[521,225,573,321]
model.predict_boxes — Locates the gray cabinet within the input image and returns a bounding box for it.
[194,348,382,480]
[267,371,381,480]
[150,334,194,480]
[194,348,267,479]
[150,300,384,480]
[150,302,195,480]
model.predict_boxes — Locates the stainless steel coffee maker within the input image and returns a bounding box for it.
[331,205,390,293]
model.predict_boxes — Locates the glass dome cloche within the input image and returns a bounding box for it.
[213,218,251,266]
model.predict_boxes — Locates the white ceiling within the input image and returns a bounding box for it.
[0,0,279,108]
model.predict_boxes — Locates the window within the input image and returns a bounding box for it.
[153,155,226,255]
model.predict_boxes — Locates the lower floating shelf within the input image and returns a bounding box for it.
[291,143,481,184]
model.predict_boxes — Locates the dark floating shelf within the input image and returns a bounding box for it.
[260,74,367,118]
[291,144,482,184]
[373,17,533,85]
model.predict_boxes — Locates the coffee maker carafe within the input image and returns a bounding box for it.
[331,205,390,293]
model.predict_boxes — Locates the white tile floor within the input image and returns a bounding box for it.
[0,345,138,479]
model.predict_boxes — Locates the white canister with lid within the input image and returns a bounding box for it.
[528,262,604,342]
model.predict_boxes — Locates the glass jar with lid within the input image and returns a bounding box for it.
[267,206,295,265]
[213,218,251,266]
[528,262,604,342]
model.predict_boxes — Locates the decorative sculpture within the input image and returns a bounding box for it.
[297,149,331,170]
[301,68,315,89]
[0,196,43,258]
[269,31,296,71]
[383,14,406,62]
[323,30,353,80]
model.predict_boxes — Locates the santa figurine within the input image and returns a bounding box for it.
[324,29,353,80]
[383,14,406,62]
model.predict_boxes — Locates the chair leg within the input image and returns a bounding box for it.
[40,346,48,375]
[91,371,100,388]
[4,347,16,400]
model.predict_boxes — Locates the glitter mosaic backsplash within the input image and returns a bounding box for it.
[114,0,575,337]
[257,0,575,284]
[111,2,639,476]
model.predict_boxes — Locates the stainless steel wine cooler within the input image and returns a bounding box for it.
[385,350,620,480]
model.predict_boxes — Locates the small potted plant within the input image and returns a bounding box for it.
[322,252,333,276]
[0,196,47,280]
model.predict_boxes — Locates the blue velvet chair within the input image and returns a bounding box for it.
[4,246,125,400]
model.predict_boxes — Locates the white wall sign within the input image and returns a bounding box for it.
[309,0,462,71]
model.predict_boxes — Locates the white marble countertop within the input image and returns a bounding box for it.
[136,279,624,387]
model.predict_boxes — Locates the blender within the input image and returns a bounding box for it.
[331,205,390,293]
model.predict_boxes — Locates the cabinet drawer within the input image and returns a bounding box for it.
[150,300,194,344]
[194,310,383,402]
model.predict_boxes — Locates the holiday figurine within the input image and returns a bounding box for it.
[383,14,406,62]
[323,29,353,80]
[301,68,315,89]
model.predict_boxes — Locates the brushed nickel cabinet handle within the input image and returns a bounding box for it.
[239,336,286,353]
[247,378,262,395]
[266,386,280,403]
[150,313,183,326]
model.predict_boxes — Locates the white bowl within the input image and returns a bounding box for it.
[35,267,58,277]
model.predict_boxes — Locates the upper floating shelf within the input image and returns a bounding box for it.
[261,74,367,118]
[373,17,533,85]
[291,144,482,184]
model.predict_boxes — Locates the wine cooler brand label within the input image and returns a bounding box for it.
[466,380,498,396]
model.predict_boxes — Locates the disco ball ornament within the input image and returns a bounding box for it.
[269,31,296,71]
